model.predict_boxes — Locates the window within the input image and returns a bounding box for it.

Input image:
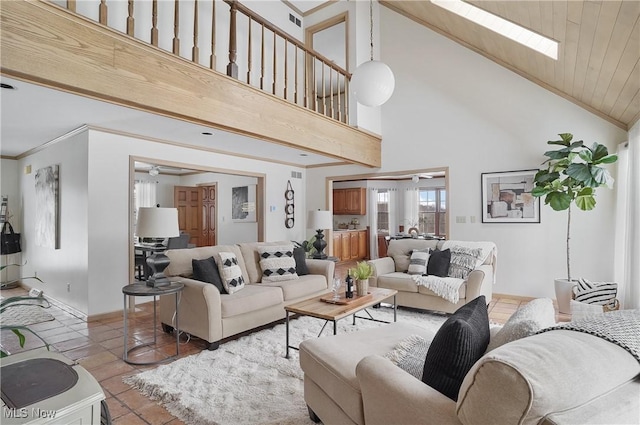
[418,188,446,237]
[133,180,157,221]
[377,190,389,233]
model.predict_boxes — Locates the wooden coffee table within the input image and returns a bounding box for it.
[284,287,397,358]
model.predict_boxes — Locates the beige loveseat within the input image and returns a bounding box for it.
[300,318,640,425]
[368,239,496,313]
[159,242,334,349]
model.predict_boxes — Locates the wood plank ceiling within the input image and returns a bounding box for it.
[381,0,640,130]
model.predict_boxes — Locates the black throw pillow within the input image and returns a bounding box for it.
[293,247,309,276]
[421,295,490,401]
[426,248,451,277]
[192,257,227,294]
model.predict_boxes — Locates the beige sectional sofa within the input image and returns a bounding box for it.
[159,242,334,349]
[368,239,496,313]
[300,316,640,425]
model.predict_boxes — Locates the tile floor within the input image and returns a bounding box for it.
[1,262,570,424]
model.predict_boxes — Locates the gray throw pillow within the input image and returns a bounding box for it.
[486,298,556,352]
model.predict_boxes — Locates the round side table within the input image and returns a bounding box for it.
[122,282,184,365]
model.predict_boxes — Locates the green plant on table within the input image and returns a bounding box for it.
[0,263,49,357]
[349,261,373,280]
[531,133,618,281]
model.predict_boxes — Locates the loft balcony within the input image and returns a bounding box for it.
[0,0,381,167]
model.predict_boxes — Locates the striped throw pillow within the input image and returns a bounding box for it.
[258,244,299,282]
[407,249,431,275]
[573,278,618,307]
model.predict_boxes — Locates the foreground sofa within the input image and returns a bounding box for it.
[368,239,497,313]
[300,314,640,425]
[159,242,334,349]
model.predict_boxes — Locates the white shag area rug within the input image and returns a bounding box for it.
[125,306,448,425]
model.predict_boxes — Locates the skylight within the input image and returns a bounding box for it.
[431,0,559,60]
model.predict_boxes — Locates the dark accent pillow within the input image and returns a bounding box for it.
[192,257,227,294]
[293,247,309,276]
[426,248,451,277]
[421,295,490,401]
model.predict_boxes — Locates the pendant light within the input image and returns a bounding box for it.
[350,0,395,107]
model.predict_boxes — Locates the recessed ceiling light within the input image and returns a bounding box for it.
[300,153,309,157]
[431,0,558,60]
[1,83,17,90]
[202,131,214,136]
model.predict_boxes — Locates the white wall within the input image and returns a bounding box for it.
[308,7,628,299]
[1,159,22,282]
[17,131,90,313]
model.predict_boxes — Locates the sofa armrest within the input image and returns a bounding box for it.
[356,355,460,425]
[368,257,395,277]
[305,259,335,288]
[465,264,493,302]
[159,277,223,343]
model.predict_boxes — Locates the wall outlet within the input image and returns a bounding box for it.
[29,288,42,297]
[67,282,71,292]
[470,215,476,223]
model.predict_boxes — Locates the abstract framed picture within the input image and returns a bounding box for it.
[35,164,60,248]
[231,185,257,222]
[481,169,540,223]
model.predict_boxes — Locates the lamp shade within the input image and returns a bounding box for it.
[350,60,395,107]
[136,207,180,238]
[307,210,333,231]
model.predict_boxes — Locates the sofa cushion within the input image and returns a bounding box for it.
[407,249,430,275]
[457,330,640,425]
[387,239,439,272]
[293,247,309,276]
[448,246,484,279]
[165,245,248,281]
[427,249,451,277]
[192,256,226,294]
[216,251,246,294]
[486,298,556,352]
[258,244,299,282]
[237,241,291,283]
[263,275,327,301]
[376,273,419,293]
[220,284,283,318]
[422,295,489,401]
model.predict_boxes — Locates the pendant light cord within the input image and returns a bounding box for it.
[369,0,374,61]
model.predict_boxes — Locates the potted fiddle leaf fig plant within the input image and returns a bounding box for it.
[531,133,618,313]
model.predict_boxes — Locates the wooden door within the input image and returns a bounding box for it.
[174,186,203,246]
[332,233,342,260]
[340,233,350,261]
[201,184,217,246]
[349,232,359,260]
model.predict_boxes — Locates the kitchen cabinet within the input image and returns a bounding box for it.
[333,188,366,215]
[332,229,369,262]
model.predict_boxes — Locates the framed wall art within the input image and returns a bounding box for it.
[35,164,60,248]
[232,185,257,223]
[481,169,540,223]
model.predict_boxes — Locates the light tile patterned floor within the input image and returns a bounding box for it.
[1,263,569,424]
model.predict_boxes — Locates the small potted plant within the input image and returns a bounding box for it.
[349,261,373,296]
[532,133,617,313]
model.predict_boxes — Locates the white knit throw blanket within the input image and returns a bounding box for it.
[537,309,640,363]
[411,275,464,304]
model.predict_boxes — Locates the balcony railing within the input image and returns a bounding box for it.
[51,0,350,124]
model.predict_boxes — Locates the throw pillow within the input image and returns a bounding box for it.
[293,246,309,276]
[258,244,299,282]
[421,295,490,401]
[215,252,245,294]
[448,246,483,279]
[486,298,556,352]
[192,257,227,294]
[407,249,430,275]
[385,334,431,380]
[426,249,451,277]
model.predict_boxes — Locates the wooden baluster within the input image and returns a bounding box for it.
[337,73,342,123]
[260,24,265,90]
[247,17,252,84]
[313,58,317,112]
[344,78,349,124]
[303,51,308,108]
[210,0,216,69]
[67,0,76,13]
[151,0,158,46]
[294,45,298,104]
[329,67,334,119]
[192,0,199,63]
[173,0,180,55]
[283,40,288,100]
[272,32,276,95]
[227,1,238,78]
[127,1,135,36]
[99,0,107,25]
[321,61,326,115]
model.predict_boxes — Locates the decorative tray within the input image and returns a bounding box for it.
[320,292,373,305]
